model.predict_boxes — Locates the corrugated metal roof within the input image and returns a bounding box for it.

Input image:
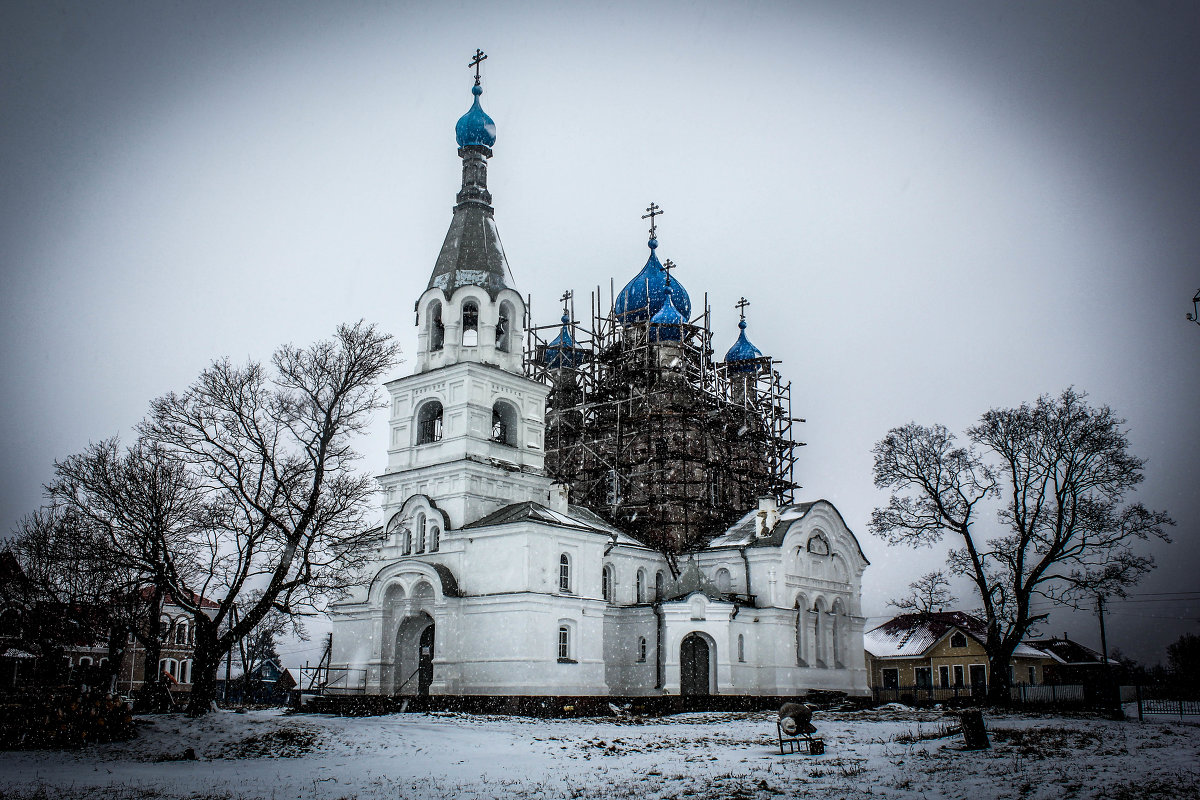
[864,611,1047,659]
[463,501,648,547]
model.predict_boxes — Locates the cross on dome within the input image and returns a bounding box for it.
[469,48,488,86]
[735,297,750,320]
[642,203,663,240]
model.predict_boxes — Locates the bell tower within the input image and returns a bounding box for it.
[380,52,551,530]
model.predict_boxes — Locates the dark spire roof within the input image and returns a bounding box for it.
[427,72,516,299]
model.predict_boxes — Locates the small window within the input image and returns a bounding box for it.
[79,656,93,668]
[882,668,899,690]
[637,637,648,663]
[403,526,413,555]
[715,568,731,593]
[635,569,646,604]
[417,401,444,445]
[655,571,664,601]
[462,300,479,346]
[737,634,745,663]
[602,565,615,603]
[428,300,445,351]
[559,554,571,593]
[429,525,440,552]
[1028,666,1037,685]
[416,512,426,554]
[950,632,968,649]
[175,622,188,646]
[557,625,573,662]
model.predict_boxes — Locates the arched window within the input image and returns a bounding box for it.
[462,300,479,346]
[79,656,93,668]
[491,401,517,447]
[428,300,444,351]
[175,621,188,646]
[180,660,191,684]
[416,401,443,445]
[559,554,571,593]
[637,637,648,662]
[159,658,178,681]
[655,571,665,601]
[813,601,826,667]
[602,564,615,603]
[832,599,846,668]
[416,513,426,554]
[429,524,440,552]
[715,568,731,593]
[403,526,413,555]
[635,569,646,604]
[557,622,574,662]
[496,301,515,352]
[738,634,745,663]
[796,596,808,667]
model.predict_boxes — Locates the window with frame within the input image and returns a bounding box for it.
[175,621,188,646]
[953,664,965,686]
[950,632,968,648]
[416,512,426,553]
[635,569,646,603]
[737,634,745,663]
[637,637,647,663]
[559,554,571,593]
[882,668,899,689]
[915,666,932,688]
[557,624,574,662]
[602,564,614,603]
[417,401,444,445]
[1028,666,1037,685]
[939,665,951,687]
[429,525,440,552]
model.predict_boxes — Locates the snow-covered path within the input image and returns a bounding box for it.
[0,707,1196,799]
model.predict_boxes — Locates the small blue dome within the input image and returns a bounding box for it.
[455,84,496,148]
[544,313,586,368]
[725,319,765,372]
[649,286,686,342]
[614,240,692,324]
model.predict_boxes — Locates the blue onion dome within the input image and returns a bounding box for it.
[725,318,765,372]
[544,313,584,368]
[613,239,692,324]
[649,285,686,342]
[455,84,497,148]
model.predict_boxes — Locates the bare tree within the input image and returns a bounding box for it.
[140,321,399,714]
[871,389,1173,704]
[888,571,957,616]
[46,437,207,708]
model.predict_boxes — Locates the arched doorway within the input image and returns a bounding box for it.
[394,614,434,696]
[680,633,712,696]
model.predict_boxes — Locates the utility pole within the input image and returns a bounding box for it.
[1097,594,1120,718]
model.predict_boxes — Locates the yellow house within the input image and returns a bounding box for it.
[864,611,1047,700]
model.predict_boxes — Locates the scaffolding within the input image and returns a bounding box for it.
[525,286,802,561]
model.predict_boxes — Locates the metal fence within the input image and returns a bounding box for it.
[296,666,366,696]
[873,683,1090,707]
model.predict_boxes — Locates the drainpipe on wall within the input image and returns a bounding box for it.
[738,547,753,604]
[654,602,665,690]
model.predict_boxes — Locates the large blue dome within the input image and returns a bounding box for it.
[455,85,496,148]
[724,319,765,372]
[613,239,692,324]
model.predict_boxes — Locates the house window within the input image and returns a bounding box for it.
[175,621,188,646]
[950,632,968,648]
[180,660,191,684]
[953,665,965,687]
[559,554,571,593]
[915,667,932,689]
[602,564,614,603]
[428,300,444,351]
[882,668,899,689]
[939,665,951,687]
[1028,666,1037,685]
[416,401,444,445]
[160,658,178,681]
[635,569,646,603]
[637,637,647,663]
[79,656,93,668]
[557,623,575,662]
[737,634,745,663]
[462,300,479,346]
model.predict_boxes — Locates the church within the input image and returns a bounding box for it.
[327,56,869,703]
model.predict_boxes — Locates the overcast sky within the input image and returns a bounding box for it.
[2,0,1197,668]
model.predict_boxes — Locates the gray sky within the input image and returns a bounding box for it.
[2,0,1197,668]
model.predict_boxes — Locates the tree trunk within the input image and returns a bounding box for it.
[986,646,1015,707]
[105,625,128,696]
[186,613,223,716]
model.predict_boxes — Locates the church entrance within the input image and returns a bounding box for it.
[393,614,435,696]
[680,633,712,696]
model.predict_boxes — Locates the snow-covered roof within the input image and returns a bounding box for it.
[704,500,869,564]
[463,501,649,547]
[864,611,1046,660]
[1024,637,1109,665]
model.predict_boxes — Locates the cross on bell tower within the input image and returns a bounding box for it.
[469,48,487,86]
[642,202,663,239]
[663,259,677,286]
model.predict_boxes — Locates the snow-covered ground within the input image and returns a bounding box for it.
[0,706,1196,799]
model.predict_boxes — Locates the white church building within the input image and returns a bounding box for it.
[327,64,869,703]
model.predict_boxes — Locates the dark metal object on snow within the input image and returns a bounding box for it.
[777,702,823,755]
